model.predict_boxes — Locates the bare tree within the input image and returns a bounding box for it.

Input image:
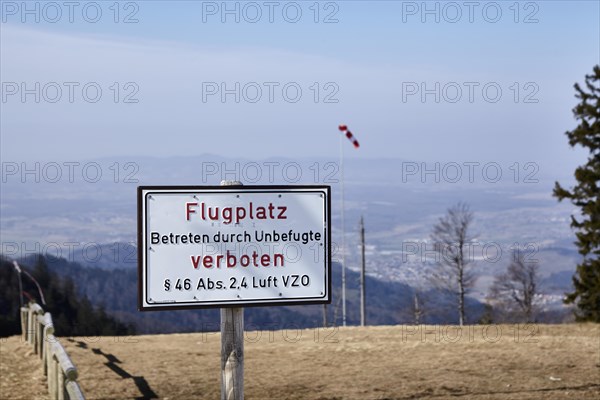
[490,252,539,322]
[430,202,475,326]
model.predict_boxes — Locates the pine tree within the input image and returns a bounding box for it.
[554,65,600,322]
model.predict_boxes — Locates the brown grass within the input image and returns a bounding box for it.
[2,324,599,399]
[0,336,48,400]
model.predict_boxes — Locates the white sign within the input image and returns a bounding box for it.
[138,185,331,310]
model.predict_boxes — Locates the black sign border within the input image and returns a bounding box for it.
[138,185,332,311]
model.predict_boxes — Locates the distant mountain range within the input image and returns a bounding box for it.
[1,155,579,328]
[12,251,493,333]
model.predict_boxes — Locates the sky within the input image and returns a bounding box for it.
[1,1,599,178]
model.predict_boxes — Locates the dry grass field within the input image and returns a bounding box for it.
[1,324,599,400]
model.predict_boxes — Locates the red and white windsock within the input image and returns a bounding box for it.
[338,124,360,149]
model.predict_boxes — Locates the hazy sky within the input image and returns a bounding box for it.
[1,1,598,177]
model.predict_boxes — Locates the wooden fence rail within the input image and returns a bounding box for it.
[20,303,85,400]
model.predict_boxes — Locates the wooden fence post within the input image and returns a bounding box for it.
[20,307,28,342]
[57,368,65,400]
[50,355,58,400]
[37,317,43,357]
[27,307,34,344]
[47,335,53,392]
[42,314,55,376]
[28,303,43,347]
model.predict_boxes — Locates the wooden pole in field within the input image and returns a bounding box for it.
[360,216,366,327]
[220,180,244,400]
[340,133,347,327]
[338,124,360,326]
